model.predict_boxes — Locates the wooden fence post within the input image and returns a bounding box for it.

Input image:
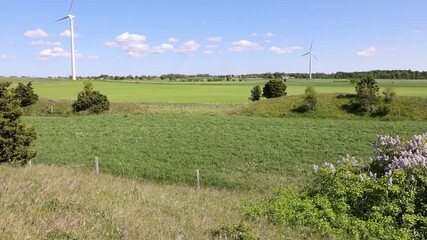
[95,156,100,175]
[196,169,200,191]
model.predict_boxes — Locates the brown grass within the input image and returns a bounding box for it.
[0,164,300,239]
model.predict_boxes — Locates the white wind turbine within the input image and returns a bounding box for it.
[301,42,318,80]
[56,0,77,80]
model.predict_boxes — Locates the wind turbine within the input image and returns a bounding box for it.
[56,0,77,80]
[301,42,318,80]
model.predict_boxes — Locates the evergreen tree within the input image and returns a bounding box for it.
[0,82,37,165]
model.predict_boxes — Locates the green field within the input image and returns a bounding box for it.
[2,78,426,104]
[26,114,427,191]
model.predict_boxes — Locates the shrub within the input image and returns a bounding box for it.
[249,85,262,102]
[72,81,110,114]
[0,82,37,165]
[262,80,287,99]
[13,82,39,107]
[383,87,397,103]
[302,86,318,111]
[209,221,259,240]
[248,133,427,239]
[344,77,388,116]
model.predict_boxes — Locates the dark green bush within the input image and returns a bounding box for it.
[0,82,37,165]
[353,76,380,114]
[13,82,39,107]
[262,80,287,99]
[72,81,110,114]
[248,133,427,239]
[249,85,262,102]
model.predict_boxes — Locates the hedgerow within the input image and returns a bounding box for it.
[248,133,427,239]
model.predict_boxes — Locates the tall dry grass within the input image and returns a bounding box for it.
[0,165,294,239]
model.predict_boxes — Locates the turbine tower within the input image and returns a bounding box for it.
[56,0,77,80]
[301,42,318,80]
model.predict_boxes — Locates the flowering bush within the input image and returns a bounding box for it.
[248,133,427,239]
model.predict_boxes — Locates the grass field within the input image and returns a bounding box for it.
[2,77,426,104]
[25,114,427,191]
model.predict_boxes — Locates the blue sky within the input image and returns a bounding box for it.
[0,0,426,77]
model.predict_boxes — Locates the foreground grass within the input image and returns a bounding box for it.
[25,114,427,191]
[0,164,315,239]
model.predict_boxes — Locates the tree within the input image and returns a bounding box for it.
[249,85,262,102]
[13,82,39,107]
[0,82,37,165]
[72,81,110,114]
[262,80,287,99]
[351,76,380,114]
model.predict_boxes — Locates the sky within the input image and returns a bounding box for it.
[0,0,426,77]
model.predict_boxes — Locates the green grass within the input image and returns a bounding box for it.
[241,93,427,120]
[25,114,427,191]
[2,78,426,104]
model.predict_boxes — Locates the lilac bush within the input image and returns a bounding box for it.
[249,133,427,239]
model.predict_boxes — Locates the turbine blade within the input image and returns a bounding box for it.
[55,16,69,22]
[310,41,313,51]
[301,52,310,57]
[69,0,74,14]
[312,54,318,60]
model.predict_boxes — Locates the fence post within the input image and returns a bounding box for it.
[196,169,200,191]
[95,156,100,175]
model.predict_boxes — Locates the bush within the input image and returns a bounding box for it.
[248,133,427,239]
[302,86,318,111]
[383,87,397,103]
[72,81,110,114]
[262,80,287,99]
[249,85,262,102]
[209,221,259,240]
[344,77,388,116]
[0,82,37,165]
[13,82,39,107]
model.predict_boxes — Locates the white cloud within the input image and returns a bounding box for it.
[175,40,201,54]
[357,46,376,57]
[228,40,262,52]
[0,54,17,60]
[29,41,61,46]
[38,47,70,60]
[87,55,99,60]
[105,33,176,57]
[168,37,179,43]
[204,50,215,55]
[251,32,259,37]
[265,32,275,37]
[205,45,218,49]
[60,29,81,38]
[207,36,222,42]
[150,44,175,54]
[103,41,118,47]
[269,46,302,54]
[116,32,146,43]
[415,29,422,33]
[264,40,272,43]
[24,28,48,38]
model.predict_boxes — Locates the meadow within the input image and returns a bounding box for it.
[26,114,427,191]
[3,77,427,104]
